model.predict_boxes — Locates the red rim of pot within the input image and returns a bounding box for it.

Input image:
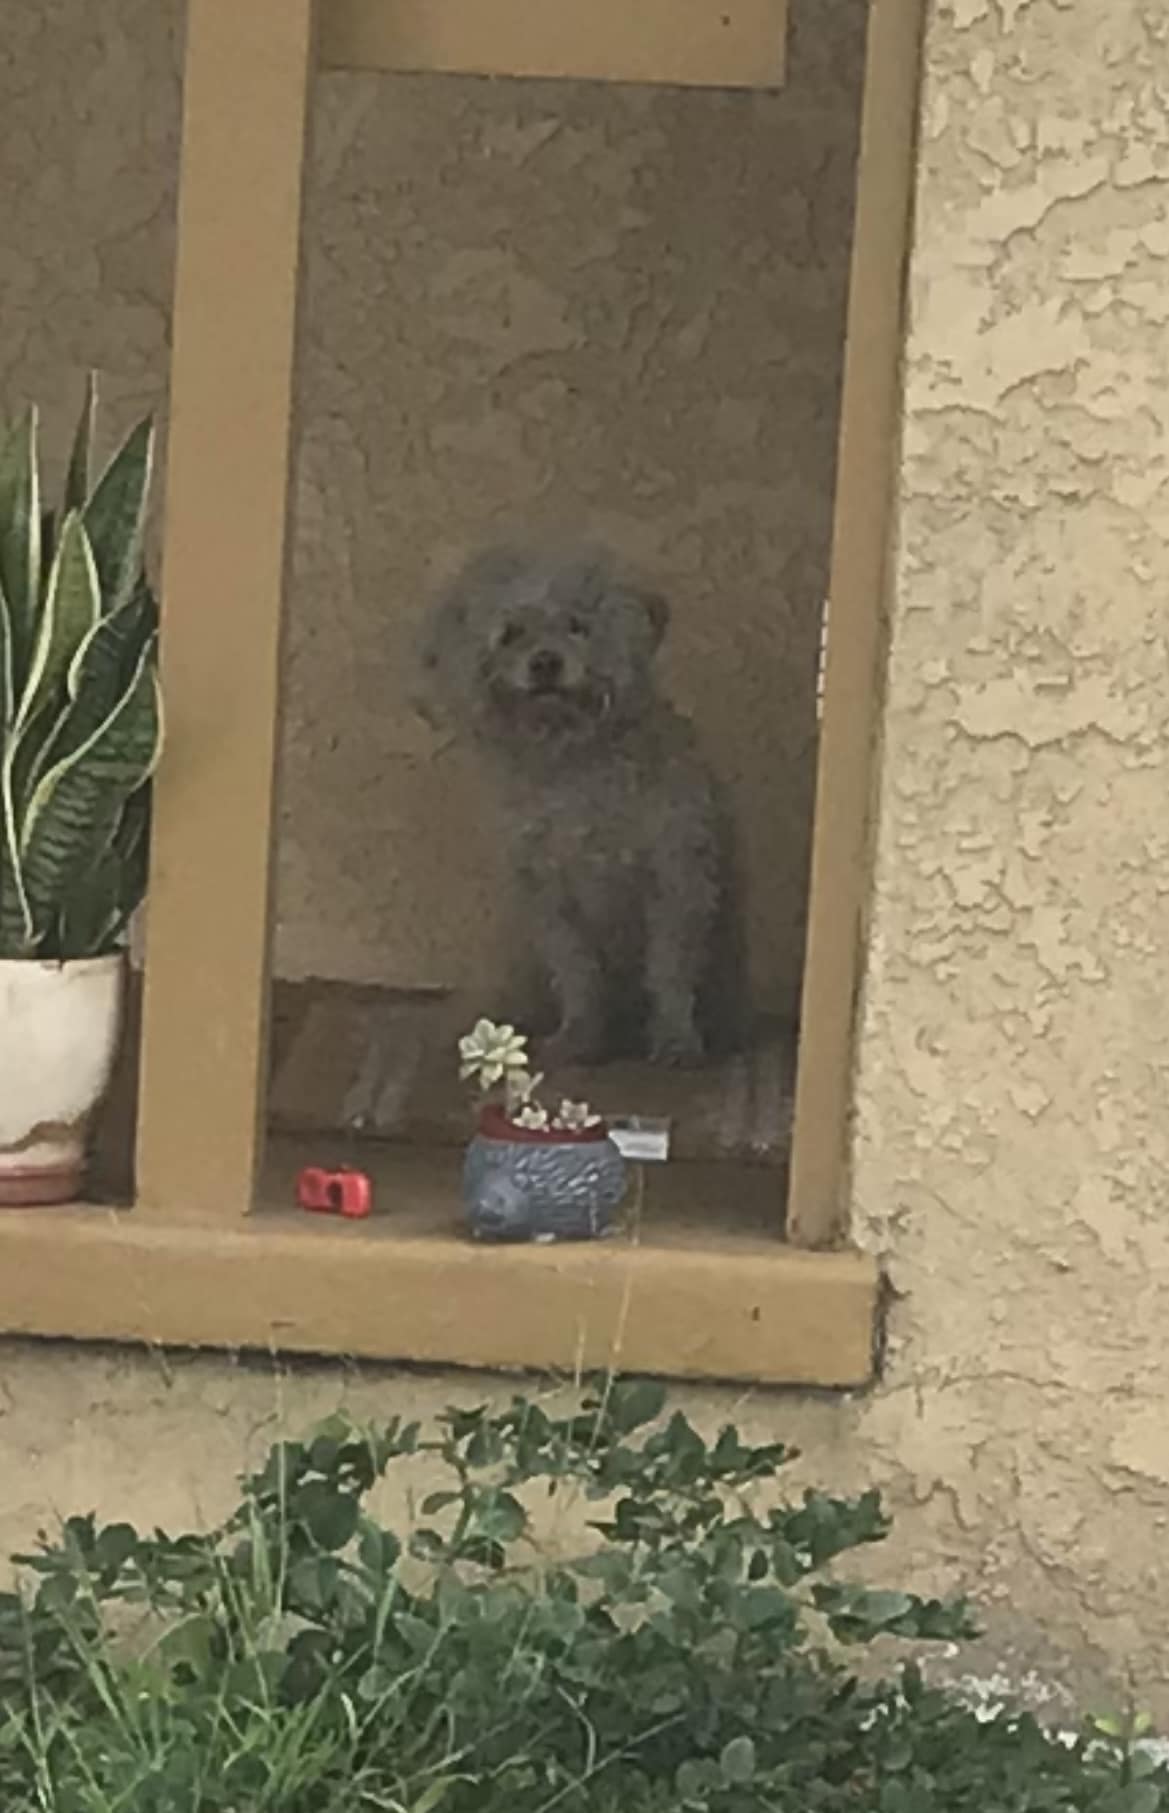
[476,1102,609,1145]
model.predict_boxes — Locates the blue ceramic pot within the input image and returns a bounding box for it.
[463,1106,627,1243]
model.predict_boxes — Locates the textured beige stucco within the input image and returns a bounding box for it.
[3,0,1169,1727]
[846,0,1169,1718]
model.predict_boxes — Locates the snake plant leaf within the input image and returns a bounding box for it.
[0,750,30,952]
[109,776,152,942]
[15,577,157,823]
[0,407,42,689]
[83,415,154,617]
[64,370,97,516]
[0,586,15,935]
[13,510,101,742]
[69,575,158,701]
[18,645,161,950]
[43,578,159,771]
[55,778,152,958]
[0,387,160,958]
[6,515,106,820]
[0,580,11,733]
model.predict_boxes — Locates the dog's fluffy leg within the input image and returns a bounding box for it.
[645,831,720,1067]
[531,905,608,1067]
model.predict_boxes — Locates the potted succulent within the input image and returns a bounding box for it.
[457,1019,628,1242]
[0,378,162,1204]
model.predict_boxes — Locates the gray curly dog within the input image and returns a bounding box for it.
[417,544,747,1068]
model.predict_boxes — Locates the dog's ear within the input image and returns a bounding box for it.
[413,544,528,725]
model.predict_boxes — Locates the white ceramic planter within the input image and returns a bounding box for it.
[0,955,124,1205]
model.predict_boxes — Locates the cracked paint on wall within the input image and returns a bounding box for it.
[2,0,1168,1725]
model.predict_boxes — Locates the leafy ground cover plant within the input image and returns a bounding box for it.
[0,1381,1163,1812]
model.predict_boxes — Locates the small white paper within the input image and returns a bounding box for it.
[608,1116,671,1162]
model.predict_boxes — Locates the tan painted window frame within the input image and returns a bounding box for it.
[319,0,790,89]
[0,0,924,1388]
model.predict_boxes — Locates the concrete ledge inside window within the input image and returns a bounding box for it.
[0,1138,876,1386]
[318,0,789,90]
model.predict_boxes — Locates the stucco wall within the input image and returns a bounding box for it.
[3,0,1169,1727]
[842,0,1169,1718]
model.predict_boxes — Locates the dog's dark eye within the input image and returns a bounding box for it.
[497,622,523,649]
[567,616,588,638]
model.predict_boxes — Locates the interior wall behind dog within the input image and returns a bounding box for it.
[0,0,864,1019]
[275,0,867,1018]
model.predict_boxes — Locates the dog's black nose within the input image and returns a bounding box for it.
[528,649,564,690]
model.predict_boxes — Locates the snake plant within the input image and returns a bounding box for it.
[0,377,162,960]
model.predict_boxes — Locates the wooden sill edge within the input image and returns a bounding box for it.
[0,1207,877,1388]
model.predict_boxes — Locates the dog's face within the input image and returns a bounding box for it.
[418,546,669,746]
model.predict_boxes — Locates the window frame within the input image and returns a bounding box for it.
[319,0,789,89]
[0,0,925,1386]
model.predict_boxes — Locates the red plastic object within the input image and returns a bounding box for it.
[296,1166,373,1219]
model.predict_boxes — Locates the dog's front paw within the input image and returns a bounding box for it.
[648,1023,706,1068]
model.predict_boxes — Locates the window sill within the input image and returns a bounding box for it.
[0,1138,876,1386]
